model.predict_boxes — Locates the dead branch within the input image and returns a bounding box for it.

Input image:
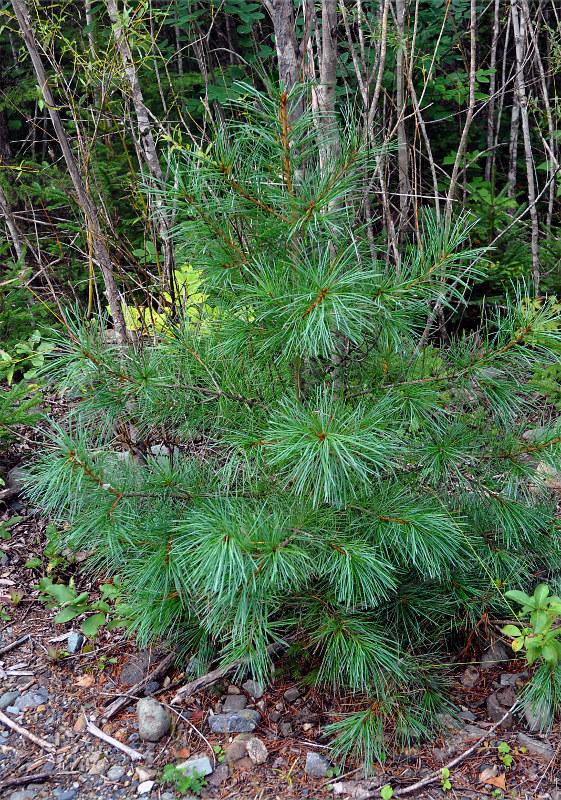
[0,708,55,751]
[102,651,175,720]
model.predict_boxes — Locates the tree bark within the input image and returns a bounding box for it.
[105,0,176,297]
[11,0,128,343]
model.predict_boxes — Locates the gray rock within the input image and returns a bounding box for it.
[524,702,551,732]
[242,679,264,699]
[284,686,301,703]
[208,710,260,733]
[458,711,476,722]
[207,762,231,786]
[246,737,268,765]
[486,693,513,728]
[67,631,84,654]
[8,792,36,800]
[161,794,176,800]
[136,697,170,741]
[500,672,528,686]
[144,681,160,696]
[0,690,20,710]
[304,751,332,777]
[121,652,154,686]
[516,732,554,758]
[7,465,31,490]
[53,790,77,800]
[224,733,252,763]
[107,765,127,781]
[460,666,479,689]
[14,689,49,711]
[177,755,213,778]
[5,705,20,714]
[223,694,248,712]
[480,642,509,671]
[279,721,292,737]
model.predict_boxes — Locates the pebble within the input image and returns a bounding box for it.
[143,681,160,696]
[107,765,127,781]
[284,686,301,703]
[137,780,155,795]
[67,631,84,654]
[460,666,479,689]
[53,790,77,800]
[121,653,152,686]
[480,642,509,671]
[242,679,264,699]
[246,737,268,765]
[304,751,332,777]
[223,694,248,712]
[0,690,20,710]
[516,732,554,758]
[177,754,213,778]
[161,794,175,800]
[227,684,241,694]
[137,696,170,741]
[209,710,260,733]
[9,792,36,800]
[7,465,31,490]
[500,672,528,686]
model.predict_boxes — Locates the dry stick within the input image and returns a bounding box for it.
[534,736,561,795]
[0,771,56,790]
[85,718,144,761]
[0,633,30,656]
[171,637,297,704]
[0,487,20,503]
[360,702,518,800]
[102,651,176,720]
[0,708,55,752]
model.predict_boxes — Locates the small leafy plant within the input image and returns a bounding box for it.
[497,742,513,769]
[502,584,561,665]
[0,330,53,384]
[37,576,129,638]
[381,785,394,800]
[161,763,207,796]
[0,517,22,541]
[440,767,452,791]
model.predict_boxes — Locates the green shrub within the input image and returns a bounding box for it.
[29,84,561,768]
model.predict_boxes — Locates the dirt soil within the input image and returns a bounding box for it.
[1,443,560,800]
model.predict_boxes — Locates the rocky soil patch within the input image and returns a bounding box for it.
[1,449,561,800]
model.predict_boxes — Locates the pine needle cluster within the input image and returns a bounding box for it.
[30,83,561,767]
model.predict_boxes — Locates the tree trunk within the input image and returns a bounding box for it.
[104,0,176,298]
[511,0,540,292]
[11,0,128,343]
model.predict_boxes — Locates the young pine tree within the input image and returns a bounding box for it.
[31,84,561,766]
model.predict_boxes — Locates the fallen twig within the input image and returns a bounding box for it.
[0,487,20,502]
[102,651,175,720]
[0,708,55,752]
[0,771,55,790]
[85,717,144,761]
[164,702,216,766]
[534,736,561,794]
[360,701,518,799]
[0,634,31,656]
[171,636,296,704]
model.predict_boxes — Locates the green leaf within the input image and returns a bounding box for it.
[81,612,106,638]
[502,625,522,637]
[505,589,534,607]
[55,607,83,623]
[531,610,549,635]
[381,786,393,800]
[24,558,42,568]
[534,584,550,606]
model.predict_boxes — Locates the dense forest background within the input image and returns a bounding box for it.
[2,0,561,349]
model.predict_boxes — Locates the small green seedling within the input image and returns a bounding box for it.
[492,789,502,798]
[0,517,22,541]
[441,767,451,791]
[325,765,341,778]
[498,741,513,769]
[213,744,225,763]
[162,763,207,796]
[8,587,23,606]
[503,583,561,665]
[381,785,394,800]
